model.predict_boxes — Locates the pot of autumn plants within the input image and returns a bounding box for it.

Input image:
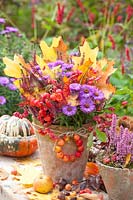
[97,114,133,200]
[3,36,116,182]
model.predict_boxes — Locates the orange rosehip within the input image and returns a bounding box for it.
[63,155,69,162]
[69,155,76,162]
[57,139,65,146]
[65,184,72,191]
[73,134,80,141]
[77,145,84,152]
[56,152,64,159]
[54,145,62,153]
[72,179,78,185]
[11,169,18,176]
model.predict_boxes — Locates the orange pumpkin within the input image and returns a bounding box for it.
[0,115,38,157]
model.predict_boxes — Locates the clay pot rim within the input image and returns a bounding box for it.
[96,160,133,172]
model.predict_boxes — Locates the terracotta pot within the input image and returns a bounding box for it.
[33,121,89,182]
[97,161,133,200]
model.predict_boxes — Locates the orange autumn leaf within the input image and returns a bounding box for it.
[77,59,93,84]
[54,37,68,62]
[85,162,99,176]
[95,60,116,99]
[124,153,131,167]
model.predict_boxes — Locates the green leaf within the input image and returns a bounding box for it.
[95,129,107,142]
[87,132,93,149]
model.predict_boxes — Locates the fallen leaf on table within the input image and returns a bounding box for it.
[124,153,131,168]
[26,189,59,200]
[17,165,40,187]
[84,162,99,177]
[79,193,103,200]
[0,168,9,180]
[15,157,41,166]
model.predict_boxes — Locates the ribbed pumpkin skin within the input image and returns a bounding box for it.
[0,135,38,157]
[0,115,38,157]
[0,115,35,137]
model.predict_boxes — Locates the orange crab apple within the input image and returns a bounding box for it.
[33,174,53,194]
[57,138,65,146]
[54,145,62,153]
[73,134,80,141]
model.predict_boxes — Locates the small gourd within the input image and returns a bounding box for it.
[0,115,38,157]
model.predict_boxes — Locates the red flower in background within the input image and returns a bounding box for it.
[76,0,85,13]
[56,3,65,24]
[113,3,121,16]
[121,60,125,74]
[117,15,123,22]
[66,7,75,22]
[125,47,131,61]
[108,35,115,50]
[88,11,96,24]
[126,5,133,21]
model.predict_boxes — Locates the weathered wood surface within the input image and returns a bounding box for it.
[0,152,39,200]
[0,151,109,200]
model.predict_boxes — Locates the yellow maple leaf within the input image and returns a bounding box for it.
[3,56,22,78]
[36,55,55,79]
[26,189,59,200]
[72,40,98,66]
[40,36,62,62]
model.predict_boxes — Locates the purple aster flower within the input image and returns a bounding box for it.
[62,63,73,71]
[93,88,104,100]
[62,105,77,116]
[70,51,79,56]
[80,84,95,98]
[0,77,10,86]
[6,26,19,33]
[48,60,64,68]
[7,83,17,91]
[80,98,95,113]
[62,71,73,78]
[0,30,10,35]
[0,18,5,24]
[70,83,81,92]
[42,75,49,80]
[0,96,6,105]
[10,78,16,82]
[55,60,64,66]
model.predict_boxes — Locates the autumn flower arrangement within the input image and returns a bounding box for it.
[3,36,116,128]
[3,37,116,162]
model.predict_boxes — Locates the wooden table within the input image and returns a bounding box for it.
[0,151,109,200]
[0,151,40,200]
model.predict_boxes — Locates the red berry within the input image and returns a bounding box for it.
[103,156,110,164]
[76,139,83,147]
[75,151,81,158]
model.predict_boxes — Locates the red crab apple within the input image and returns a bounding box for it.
[33,174,53,193]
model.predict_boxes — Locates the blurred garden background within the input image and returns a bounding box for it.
[0,0,133,117]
